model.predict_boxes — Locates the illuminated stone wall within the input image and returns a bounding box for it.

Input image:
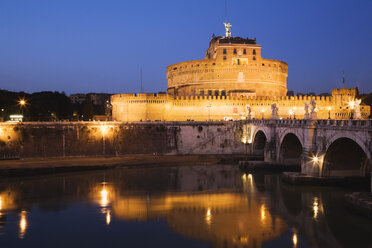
[0,122,244,158]
[111,89,370,122]
[166,36,288,97]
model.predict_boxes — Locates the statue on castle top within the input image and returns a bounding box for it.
[353,98,362,119]
[310,99,317,120]
[271,103,279,119]
[224,22,232,38]
[245,104,252,119]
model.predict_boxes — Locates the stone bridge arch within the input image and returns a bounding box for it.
[278,131,303,165]
[322,133,371,177]
[251,128,269,156]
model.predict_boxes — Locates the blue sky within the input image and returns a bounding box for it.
[0,0,371,94]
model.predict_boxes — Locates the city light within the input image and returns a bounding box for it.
[19,211,27,239]
[348,100,355,110]
[312,156,319,163]
[18,99,26,106]
[100,125,108,136]
[0,196,2,210]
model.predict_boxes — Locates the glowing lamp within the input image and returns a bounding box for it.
[312,156,319,163]
[348,100,355,110]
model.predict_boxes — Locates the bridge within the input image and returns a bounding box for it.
[242,119,372,177]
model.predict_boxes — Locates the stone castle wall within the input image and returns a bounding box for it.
[0,122,244,158]
[111,90,370,122]
[166,53,288,97]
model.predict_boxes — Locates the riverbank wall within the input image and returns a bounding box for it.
[0,121,245,158]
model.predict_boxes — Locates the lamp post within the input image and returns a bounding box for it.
[261,109,264,120]
[293,107,296,119]
[289,109,293,120]
[18,99,26,120]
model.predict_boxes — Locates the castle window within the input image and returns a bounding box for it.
[208,90,212,96]
[215,90,219,96]
[253,56,256,60]
[221,90,226,96]
[262,63,265,66]
[223,48,227,54]
[212,63,216,65]
[233,48,237,54]
[200,90,204,96]
[243,49,246,54]
[223,56,226,60]
[253,49,256,55]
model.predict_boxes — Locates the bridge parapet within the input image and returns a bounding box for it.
[244,119,372,131]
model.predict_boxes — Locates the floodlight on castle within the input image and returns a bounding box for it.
[111,24,370,122]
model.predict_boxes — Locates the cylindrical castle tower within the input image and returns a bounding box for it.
[167,26,288,98]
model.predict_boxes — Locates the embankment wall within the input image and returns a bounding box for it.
[0,122,244,158]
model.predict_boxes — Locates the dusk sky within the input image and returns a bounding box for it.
[1,0,371,95]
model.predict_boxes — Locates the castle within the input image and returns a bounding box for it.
[111,24,370,121]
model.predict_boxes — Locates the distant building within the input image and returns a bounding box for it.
[69,93,112,106]
[69,94,86,104]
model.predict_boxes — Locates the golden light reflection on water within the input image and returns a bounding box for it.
[292,232,298,248]
[0,191,17,212]
[313,197,319,219]
[205,207,212,226]
[106,210,111,225]
[242,173,255,194]
[92,182,115,225]
[107,192,287,247]
[19,211,27,239]
[100,188,109,207]
[260,204,266,224]
[88,174,287,247]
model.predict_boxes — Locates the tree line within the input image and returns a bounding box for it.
[0,90,109,121]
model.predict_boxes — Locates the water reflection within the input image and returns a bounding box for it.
[19,210,27,239]
[0,165,370,248]
[292,230,298,248]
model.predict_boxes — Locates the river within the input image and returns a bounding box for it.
[0,165,371,247]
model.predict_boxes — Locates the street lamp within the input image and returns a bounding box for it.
[261,109,264,119]
[18,99,26,118]
[293,107,296,119]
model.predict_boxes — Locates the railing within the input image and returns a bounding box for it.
[244,118,372,130]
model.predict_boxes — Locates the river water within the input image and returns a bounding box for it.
[0,165,371,248]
